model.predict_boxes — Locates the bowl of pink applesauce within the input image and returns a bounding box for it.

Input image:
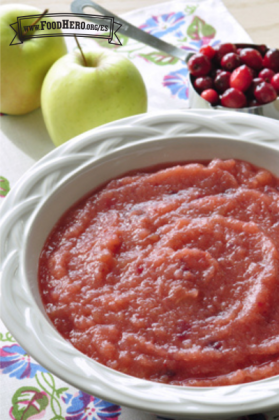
[39,157,279,388]
[2,110,279,419]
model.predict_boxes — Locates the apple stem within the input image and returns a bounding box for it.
[22,9,49,38]
[74,35,88,67]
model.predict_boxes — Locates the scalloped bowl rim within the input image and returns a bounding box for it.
[1,110,279,419]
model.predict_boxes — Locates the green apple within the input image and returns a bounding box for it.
[0,4,67,115]
[41,48,148,146]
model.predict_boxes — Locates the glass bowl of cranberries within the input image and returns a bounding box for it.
[188,43,279,120]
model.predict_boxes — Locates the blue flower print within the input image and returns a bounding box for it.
[0,344,48,379]
[63,391,121,420]
[140,12,185,38]
[163,68,189,100]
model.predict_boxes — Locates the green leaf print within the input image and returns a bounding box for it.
[11,387,49,420]
[187,16,216,40]
[35,372,67,420]
[139,51,179,65]
[0,176,10,197]
[185,5,198,15]
[0,331,16,342]
[56,387,68,398]
[202,22,217,38]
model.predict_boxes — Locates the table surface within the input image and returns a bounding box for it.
[1,0,279,48]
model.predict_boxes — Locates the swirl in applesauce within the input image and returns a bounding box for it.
[39,159,279,386]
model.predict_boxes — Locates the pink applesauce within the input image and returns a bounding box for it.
[39,159,279,386]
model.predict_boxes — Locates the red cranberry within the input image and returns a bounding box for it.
[262,49,279,72]
[214,71,231,93]
[254,81,277,104]
[201,89,219,105]
[221,88,247,108]
[199,45,216,60]
[188,53,212,77]
[214,43,237,62]
[258,68,275,83]
[194,76,213,92]
[195,43,278,109]
[209,66,217,78]
[221,53,241,71]
[210,67,223,79]
[240,48,263,70]
[258,44,268,56]
[230,65,253,92]
[271,73,279,93]
[246,77,264,97]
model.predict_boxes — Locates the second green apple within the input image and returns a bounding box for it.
[41,48,148,146]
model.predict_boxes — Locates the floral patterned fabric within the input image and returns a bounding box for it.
[1,1,279,419]
[0,334,122,420]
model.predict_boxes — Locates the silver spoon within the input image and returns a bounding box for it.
[71,0,279,120]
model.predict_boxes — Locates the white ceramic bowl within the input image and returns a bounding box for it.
[1,110,279,419]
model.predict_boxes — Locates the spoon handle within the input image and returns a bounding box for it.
[71,0,195,63]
